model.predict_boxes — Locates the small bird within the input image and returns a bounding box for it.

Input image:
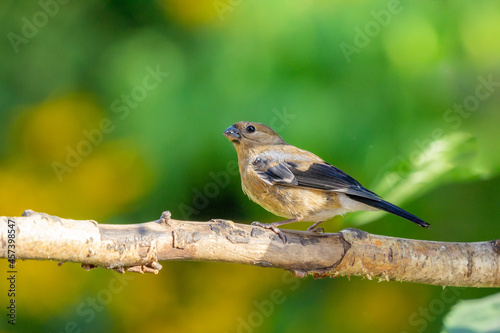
[223,121,430,242]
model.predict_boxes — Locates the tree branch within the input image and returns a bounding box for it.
[1,210,499,287]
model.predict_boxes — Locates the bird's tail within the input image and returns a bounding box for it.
[347,195,431,229]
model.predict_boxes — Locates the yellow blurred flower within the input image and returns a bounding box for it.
[19,94,103,164]
[161,0,218,27]
[66,140,153,219]
[1,93,154,220]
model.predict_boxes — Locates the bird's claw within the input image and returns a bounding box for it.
[307,226,325,233]
[251,221,288,244]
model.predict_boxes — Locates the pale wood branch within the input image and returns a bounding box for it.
[1,210,499,287]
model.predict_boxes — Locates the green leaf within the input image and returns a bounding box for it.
[347,132,492,227]
[441,292,500,333]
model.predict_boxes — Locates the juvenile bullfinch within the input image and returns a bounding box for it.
[223,121,430,242]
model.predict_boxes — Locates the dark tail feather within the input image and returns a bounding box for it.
[347,195,431,229]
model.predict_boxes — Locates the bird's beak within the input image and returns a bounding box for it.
[223,125,241,142]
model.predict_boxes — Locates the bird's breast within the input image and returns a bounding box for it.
[241,167,344,221]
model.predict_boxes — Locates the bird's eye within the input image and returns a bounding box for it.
[246,125,256,133]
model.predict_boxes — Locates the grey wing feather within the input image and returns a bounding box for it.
[252,156,430,229]
[253,157,380,201]
[252,157,297,186]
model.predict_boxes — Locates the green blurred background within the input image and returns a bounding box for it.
[1,0,500,332]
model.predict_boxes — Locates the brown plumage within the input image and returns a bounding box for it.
[223,121,430,242]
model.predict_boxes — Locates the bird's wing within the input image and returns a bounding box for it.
[252,157,381,201]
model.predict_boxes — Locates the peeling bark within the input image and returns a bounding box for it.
[0,210,498,287]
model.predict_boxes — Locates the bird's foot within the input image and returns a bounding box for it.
[251,221,287,244]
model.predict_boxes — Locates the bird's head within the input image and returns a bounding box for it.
[223,122,286,148]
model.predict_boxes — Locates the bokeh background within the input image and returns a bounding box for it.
[1,0,500,332]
